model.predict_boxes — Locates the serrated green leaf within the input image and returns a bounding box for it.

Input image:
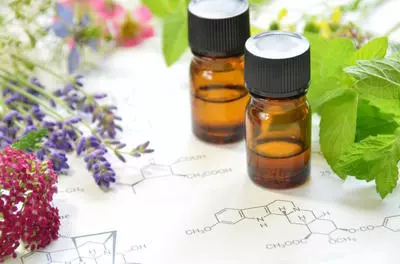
[162,11,188,66]
[355,37,388,60]
[336,134,400,198]
[12,129,47,151]
[319,89,358,177]
[355,98,399,142]
[360,94,400,117]
[306,34,356,112]
[345,57,400,99]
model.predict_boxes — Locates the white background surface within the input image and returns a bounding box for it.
[6,0,400,263]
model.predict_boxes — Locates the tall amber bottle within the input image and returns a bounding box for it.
[188,0,250,144]
[244,31,312,189]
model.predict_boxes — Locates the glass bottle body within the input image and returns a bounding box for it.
[246,95,311,189]
[190,55,249,144]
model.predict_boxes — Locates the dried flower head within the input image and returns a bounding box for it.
[0,147,60,261]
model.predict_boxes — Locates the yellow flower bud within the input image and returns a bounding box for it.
[331,7,342,23]
[277,8,288,21]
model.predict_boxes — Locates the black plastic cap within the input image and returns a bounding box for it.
[188,0,250,57]
[245,31,311,99]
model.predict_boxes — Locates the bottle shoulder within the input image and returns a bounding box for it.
[247,96,311,121]
[190,55,244,72]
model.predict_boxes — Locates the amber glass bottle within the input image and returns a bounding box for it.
[188,0,250,144]
[244,31,311,189]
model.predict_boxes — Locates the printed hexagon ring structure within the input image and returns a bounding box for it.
[116,166,144,186]
[308,219,337,235]
[215,208,244,224]
[384,215,400,232]
[267,200,297,215]
[287,209,316,225]
[242,206,271,219]
[141,164,173,179]
[21,251,51,264]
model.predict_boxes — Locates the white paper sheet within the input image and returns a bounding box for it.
[5,0,400,263]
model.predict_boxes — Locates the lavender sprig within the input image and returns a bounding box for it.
[0,74,153,188]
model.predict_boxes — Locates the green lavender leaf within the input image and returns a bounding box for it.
[355,99,399,142]
[345,57,400,99]
[162,11,188,66]
[355,37,388,60]
[12,129,47,151]
[319,89,358,178]
[336,134,400,198]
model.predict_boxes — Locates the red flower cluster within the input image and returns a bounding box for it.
[0,147,60,261]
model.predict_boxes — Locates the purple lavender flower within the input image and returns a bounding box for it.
[31,106,45,121]
[50,152,69,172]
[76,136,116,188]
[23,125,37,135]
[92,106,123,139]
[47,130,73,152]
[66,117,82,125]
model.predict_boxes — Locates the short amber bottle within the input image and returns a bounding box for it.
[188,0,250,144]
[244,31,312,189]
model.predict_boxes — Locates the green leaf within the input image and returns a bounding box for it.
[162,11,188,66]
[306,34,356,112]
[251,25,264,36]
[360,94,400,117]
[355,98,399,142]
[12,129,47,151]
[388,42,400,57]
[141,0,188,18]
[355,37,388,60]
[336,135,400,198]
[345,57,400,99]
[319,89,358,177]
[248,0,270,4]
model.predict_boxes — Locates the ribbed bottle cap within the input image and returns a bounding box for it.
[245,31,311,98]
[188,0,250,57]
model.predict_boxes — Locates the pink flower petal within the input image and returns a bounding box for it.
[133,5,152,23]
[141,26,154,39]
[119,36,144,47]
[68,39,76,49]
[92,1,125,20]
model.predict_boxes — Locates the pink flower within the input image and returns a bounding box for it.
[133,6,152,23]
[0,147,60,261]
[91,0,125,20]
[115,6,154,47]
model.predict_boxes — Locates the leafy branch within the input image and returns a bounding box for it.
[308,34,400,198]
[141,0,269,66]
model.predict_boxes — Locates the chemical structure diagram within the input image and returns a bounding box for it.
[185,200,400,249]
[20,231,146,264]
[117,154,233,193]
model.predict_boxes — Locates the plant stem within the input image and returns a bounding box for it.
[386,22,400,36]
[0,77,64,121]
[11,53,89,96]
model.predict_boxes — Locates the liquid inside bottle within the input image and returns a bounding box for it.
[247,137,310,189]
[245,96,311,189]
[190,56,249,144]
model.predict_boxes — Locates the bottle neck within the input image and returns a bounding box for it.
[193,53,244,62]
[250,95,308,110]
